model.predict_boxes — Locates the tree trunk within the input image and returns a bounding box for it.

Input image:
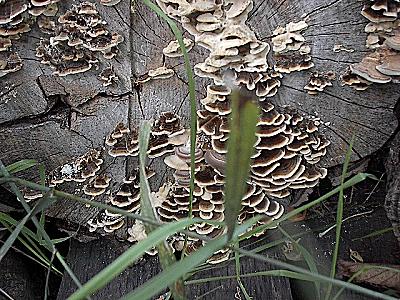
[1,0,400,298]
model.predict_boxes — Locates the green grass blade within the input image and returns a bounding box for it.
[120,236,228,300]
[225,91,259,240]
[138,122,186,300]
[4,159,37,174]
[186,270,316,285]
[234,242,252,300]
[0,195,56,262]
[333,265,400,300]
[352,226,397,241]
[67,219,198,300]
[233,247,397,300]
[240,173,375,240]
[141,0,197,222]
[0,160,84,292]
[44,250,56,300]
[38,163,47,242]
[278,226,320,299]
[325,139,354,300]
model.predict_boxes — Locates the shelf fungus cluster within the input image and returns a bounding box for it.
[304,71,336,95]
[150,0,330,263]
[362,0,400,49]
[155,98,329,263]
[35,1,123,76]
[104,112,188,159]
[343,0,400,89]
[0,0,59,77]
[272,21,314,74]
[87,168,155,234]
[47,149,104,187]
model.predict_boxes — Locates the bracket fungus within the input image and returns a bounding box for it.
[163,37,193,58]
[35,1,123,76]
[98,66,118,86]
[151,0,329,263]
[304,71,336,95]
[19,0,332,264]
[0,51,22,77]
[362,0,400,49]
[106,123,139,157]
[48,149,104,187]
[343,0,400,89]
[87,168,155,234]
[272,21,314,74]
[0,0,60,76]
[135,66,175,84]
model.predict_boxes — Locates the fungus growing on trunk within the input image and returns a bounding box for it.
[35,1,123,76]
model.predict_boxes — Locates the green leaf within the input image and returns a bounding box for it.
[0,160,84,292]
[67,219,199,300]
[224,90,259,240]
[120,236,228,300]
[138,122,186,300]
[186,270,317,285]
[4,159,38,175]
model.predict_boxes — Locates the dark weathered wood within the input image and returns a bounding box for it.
[56,237,294,300]
[0,248,60,300]
[385,130,400,242]
[56,238,162,300]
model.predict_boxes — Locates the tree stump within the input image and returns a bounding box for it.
[1,0,400,298]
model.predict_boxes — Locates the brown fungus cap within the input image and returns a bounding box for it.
[99,66,118,86]
[48,149,103,186]
[350,52,392,83]
[304,71,336,95]
[0,52,22,77]
[36,1,123,76]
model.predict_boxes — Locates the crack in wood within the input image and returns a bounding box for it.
[331,112,391,137]
[302,0,344,19]
[282,84,394,111]
[312,56,359,65]
[137,8,168,43]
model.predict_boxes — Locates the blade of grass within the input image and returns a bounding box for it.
[67,219,200,300]
[225,90,259,240]
[352,226,397,241]
[333,265,400,300]
[231,246,397,300]
[325,138,354,300]
[120,236,228,300]
[44,250,56,300]
[234,242,252,300]
[38,163,47,242]
[5,159,37,174]
[0,287,14,300]
[278,226,320,299]
[186,270,317,285]
[240,172,376,240]
[138,121,186,300]
[0,239,62,275]
[120,220,258,300]
[0,160,84,293]
[0,194,56,261]
[141,0,197,228]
